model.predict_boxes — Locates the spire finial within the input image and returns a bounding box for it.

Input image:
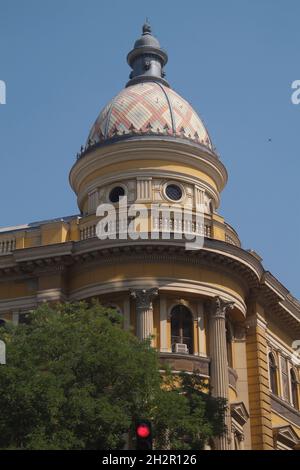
[126,23,169,88]
[143,19,151,34]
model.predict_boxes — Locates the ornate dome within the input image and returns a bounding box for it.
[87,81,213,149]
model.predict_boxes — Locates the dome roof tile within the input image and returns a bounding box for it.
[87,82,212,149]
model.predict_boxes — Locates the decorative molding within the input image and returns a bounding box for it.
[230,402,249,427]
[136,177,152,202]
[0,295,37,314]
[159,352,210,376]
[69,138,228,198]
[36,289,67,303]
[130,288,158,310]
[78,169,220,212]
[273,425,299,448]
[267,339,300,399]
[68,277,245,316]
[0,237,299,331]
[271,394,300,427]
[208,296,235,320]
[167,299,196,321]
[245,314,268,331]
[34,264,67,276]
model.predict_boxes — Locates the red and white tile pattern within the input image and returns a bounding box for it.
[87,82,212,148]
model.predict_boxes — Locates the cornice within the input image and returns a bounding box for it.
[271,394,300,429]
[68,277,246,315]
[69,139,228,195]
[0,237,299,328]
[0,295,37,314]
[266,330,295,365]
[0,238,275,291]
[13,242,73,263]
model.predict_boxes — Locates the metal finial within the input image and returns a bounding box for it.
[143,19,151,34]
[126,22,169,88]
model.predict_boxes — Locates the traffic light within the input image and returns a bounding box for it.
[135,420,152,450]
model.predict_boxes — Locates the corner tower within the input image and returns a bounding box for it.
[69,23,239,247]
[68,26,249,450]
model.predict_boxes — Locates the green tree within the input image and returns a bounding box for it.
[152,373,226,449]
[0,301,226,450]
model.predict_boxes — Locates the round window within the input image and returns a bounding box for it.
[165,184,183,201]
[109,186,125,203]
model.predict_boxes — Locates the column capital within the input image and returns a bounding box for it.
[130,288,158,310]
[208,296,234,320]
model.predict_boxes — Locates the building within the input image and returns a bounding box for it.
[0,23,300,450]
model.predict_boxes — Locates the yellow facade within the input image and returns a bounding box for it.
[0,23,300,450]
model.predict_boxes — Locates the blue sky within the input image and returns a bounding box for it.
[0,0,299,298]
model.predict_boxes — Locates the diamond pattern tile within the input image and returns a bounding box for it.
[87,82,212,148]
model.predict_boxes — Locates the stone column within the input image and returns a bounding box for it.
[208,296,234,450]
[130,288,158,342]
[12,311,19,325]
[160,297,171,352]
[123,297,130,331]
[197,301,206,357]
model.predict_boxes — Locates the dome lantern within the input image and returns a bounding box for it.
[126,22,169,88]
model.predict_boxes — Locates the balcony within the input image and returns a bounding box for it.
[225,223,241,247]
[79,214,213,241]
[159,352,210,376]
[0,238,16,255]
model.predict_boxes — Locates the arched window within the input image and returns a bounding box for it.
[226,320,233,368]
[269,353,278,395]
[290,369,299,409]
[171,305,194,355]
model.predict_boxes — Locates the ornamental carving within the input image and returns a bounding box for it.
[130,288,158,310]
[208,296,235,320]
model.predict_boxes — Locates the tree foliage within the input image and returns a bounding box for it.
[153,373,226,449]
[0,302,226,449]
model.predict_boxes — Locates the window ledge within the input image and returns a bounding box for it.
[271,393,300,427]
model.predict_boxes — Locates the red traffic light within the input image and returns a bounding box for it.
[136,423,151,439]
